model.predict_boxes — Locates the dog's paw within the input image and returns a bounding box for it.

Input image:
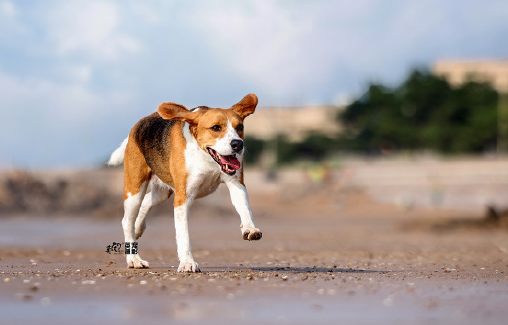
[177,260,200,273]
[126,255,150,269]
[135,220,146,240]
[242,227,262,241]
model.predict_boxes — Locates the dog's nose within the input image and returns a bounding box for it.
[231,139,244,153]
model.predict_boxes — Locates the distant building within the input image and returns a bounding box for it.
[245,105,343,141]
[432,60,508,93]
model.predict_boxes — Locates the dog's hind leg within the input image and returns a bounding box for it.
[135,177,173,240]
[122,140,152,268]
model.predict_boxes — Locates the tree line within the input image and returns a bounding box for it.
[245,69,500,165]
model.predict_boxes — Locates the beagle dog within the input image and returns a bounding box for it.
[108,94,262,272]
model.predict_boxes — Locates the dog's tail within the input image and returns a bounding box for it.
[108,137,128,166]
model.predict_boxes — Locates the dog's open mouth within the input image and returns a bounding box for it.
[207,148,241,175]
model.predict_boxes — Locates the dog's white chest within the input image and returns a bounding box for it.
[191,169,221,199]
[183,123,222,199]
[185,155,222,199]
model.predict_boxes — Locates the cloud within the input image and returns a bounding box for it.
[46,0,141,60]
[64,64,93,84]
[0,0,15,16]
[0,68,137,167]
[190,1,323,103]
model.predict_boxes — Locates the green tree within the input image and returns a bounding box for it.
[339,69,498,153]
[293,133,336,161]
[243,136,265,164]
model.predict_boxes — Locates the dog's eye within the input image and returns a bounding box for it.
[211,125,222,132]
[236,124,244,132]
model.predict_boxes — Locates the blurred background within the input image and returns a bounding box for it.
[0,0,507,222]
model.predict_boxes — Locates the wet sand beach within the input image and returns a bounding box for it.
[1,182,507,324]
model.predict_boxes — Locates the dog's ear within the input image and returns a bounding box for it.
[231,93,258,119]
[158,102,200,123]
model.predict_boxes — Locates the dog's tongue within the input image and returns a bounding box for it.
[220,155,241,170]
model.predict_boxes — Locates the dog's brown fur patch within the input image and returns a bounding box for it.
[169,121,188,207]
[123,132,152,200]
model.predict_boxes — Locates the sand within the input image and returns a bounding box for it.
[1,188,507,325]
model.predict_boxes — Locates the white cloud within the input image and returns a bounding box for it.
[0,68,135,127]
[187,1,407,103]
[46,0,141,60]
[0,68,137,167]
[0,0,15,16]
[68,65,92,84]
[127,2,161,25]
[191,1,316,98]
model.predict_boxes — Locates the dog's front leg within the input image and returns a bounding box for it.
[225,179,262,241]
[174,199,200,272]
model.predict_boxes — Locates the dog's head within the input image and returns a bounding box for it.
[158,94,258,176]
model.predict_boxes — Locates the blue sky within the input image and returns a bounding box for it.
[1,0,508,168]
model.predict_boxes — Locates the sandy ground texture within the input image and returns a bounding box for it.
[1,186,507,325]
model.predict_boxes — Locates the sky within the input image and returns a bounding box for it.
[1,0,507,168]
